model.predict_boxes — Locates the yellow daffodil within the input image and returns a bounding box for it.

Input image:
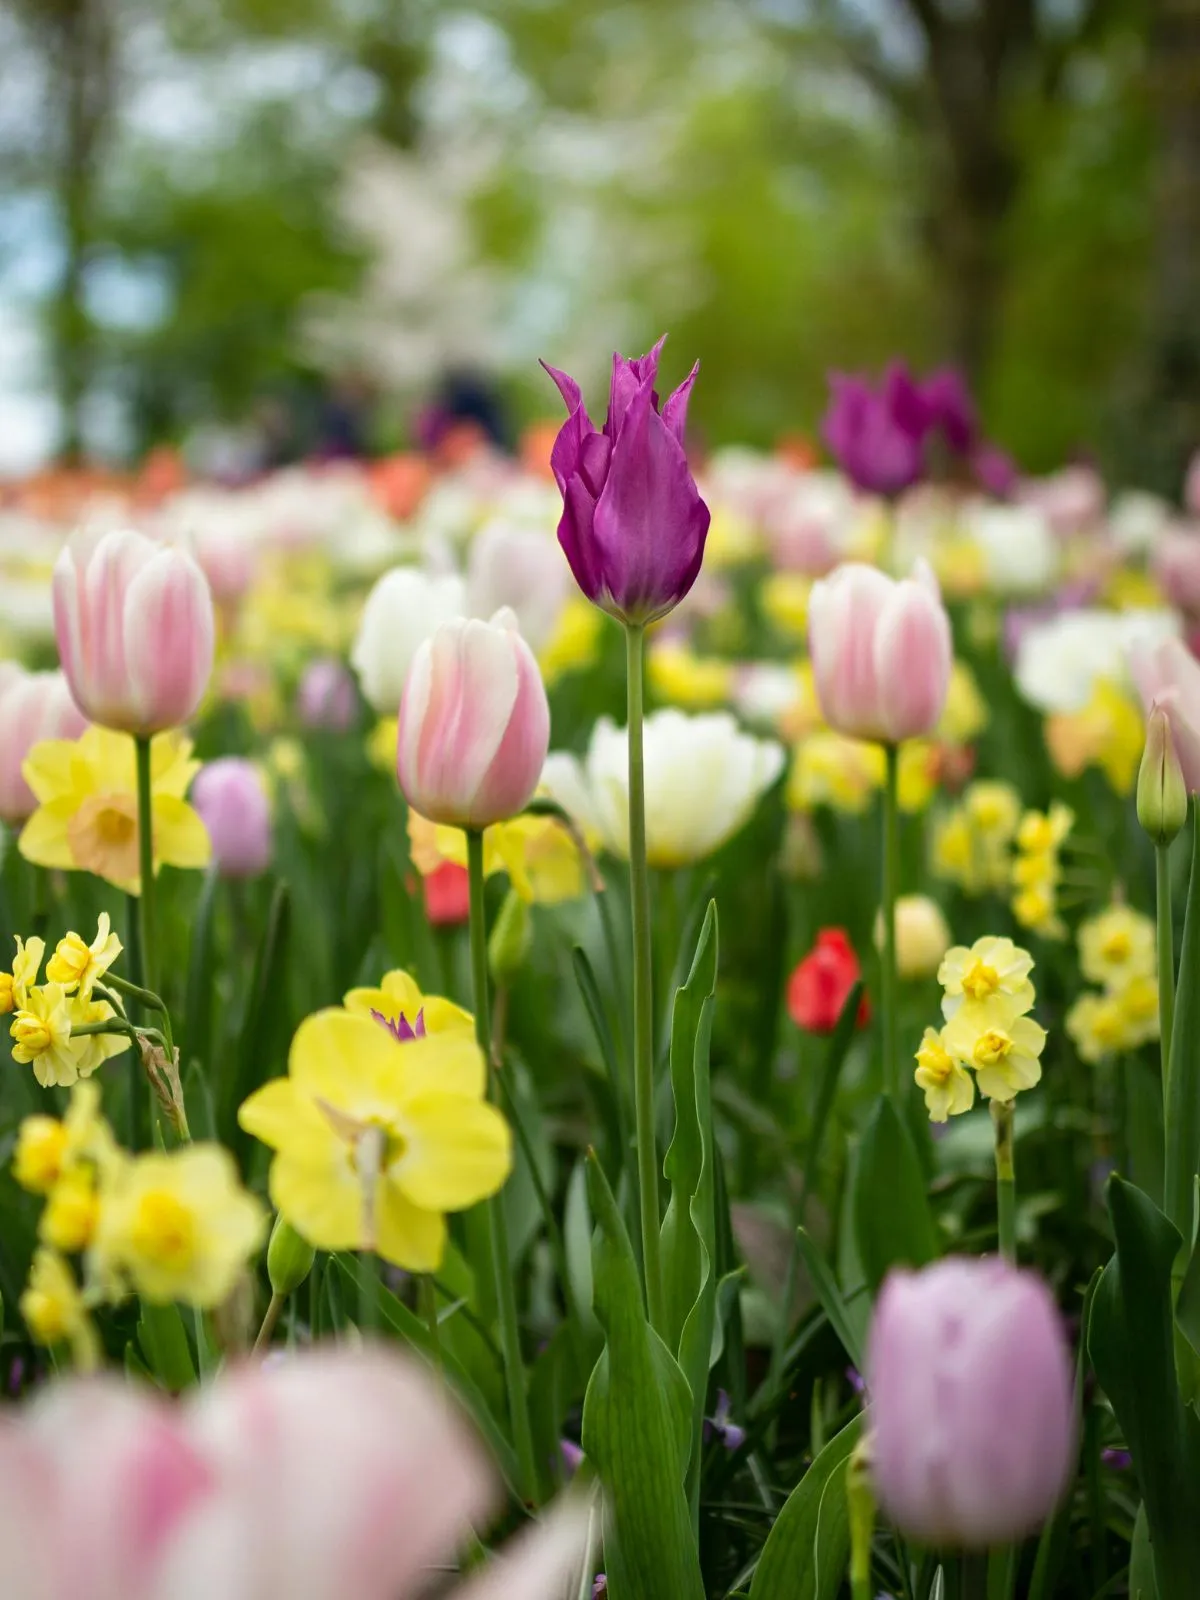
[1117,973,1160,1046]
[19,727,210,894]
[898,741,939,814]
[11,982,77,1085]
[931,782,1022,896]
[1045,680,1144,795]
[1017,803,1074,857]
[1011,805,1074,939]
[0,934,46,1015]
[931,537,987,598]
[238,1009,511,1273]
[939,937,1035,1022]
[20,1248,99,1369]
[13,1115,70,1194]
[1078,905,1156,993]
[914,1026,975,1122]
[965,782,1022,843]
[705,505,759,567]
[648,641,734,709]
[538,597,604,686]
[343,968,473,1039]
[408,807,589,906]
[45,913,122,998]
[937,661,989,746]
[1066,991,1131,1063]
[788,732,884,814]
[942,1000,1047,1101]
[92,1146,266,1307]
[41,1166,100,1254]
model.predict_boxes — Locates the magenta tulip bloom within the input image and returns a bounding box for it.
[54,528,215,735]
[919,367,978,455]
[541,336,711,624]
[1129,633,1200,791]
[821,370,924,498]
[191,758,272,878]
[398,607,550,828]
[808,559,952,743]
[868,1257,1075,1548]
[0,665,87,823]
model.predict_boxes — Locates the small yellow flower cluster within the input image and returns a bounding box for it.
[538,597,604,686]
[1011,803,1074,939]
[647,640,733,709]
[2,918,130,1088]
[408,807,589,906]
[1045,680,1144,796]
[931,781,1022,895]
[239,969,510,1273]
[787,735,940,816]
[1066,904,1160,1063]
[14,1082,265,1365]
[913,936,1047,1122]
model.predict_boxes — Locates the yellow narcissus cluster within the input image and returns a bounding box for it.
[239,970,511,1273]
[931,780,1022,895]
[13,1081,265,1364]
[2,919,130,1088]
[913,936,1047,1122]
[1066,904,1159,1063]
[18,727,210,894]
[1045,679,1144,796]
[1011,803,1074,939]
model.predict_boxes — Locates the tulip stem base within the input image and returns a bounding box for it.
[625,622,667,1335]
[467,827,539,1504]
[1157,840,1176,1094]
[881,743,900,1103]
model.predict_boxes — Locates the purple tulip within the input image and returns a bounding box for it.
[541,336,711,624]
[972,441,1020,499]
[868,1257,1075,1548]
[191,758,273,880]
[920,367,978,455]
[297,657,358,732]
[821,372,924,498]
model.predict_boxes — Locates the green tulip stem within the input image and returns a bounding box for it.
[467,826,539,1503]
[992,1097,1017,1264]
[881,742,900,1103]
[624,621,667,1334]
[134,735,157,997]
[1157,840,1176,1094]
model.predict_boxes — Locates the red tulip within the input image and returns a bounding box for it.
[424,861,471,925]
[787,928,870,1034]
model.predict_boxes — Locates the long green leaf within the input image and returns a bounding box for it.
[853,1095,938,1293]
[1164,805,1200,1244]
[801,979,864,1208]
[137,1300,196,1392]
[794,1227,863,1372]
[582,1154,704,1600]
[661,901,719,1511]
[227,881,292,1146]
[749,1411,864,1600]
[182,862,220,1075]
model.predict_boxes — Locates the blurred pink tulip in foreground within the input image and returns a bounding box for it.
[1129,633,1200,792]
[0,1348,591,1600]
[0,665,87,823]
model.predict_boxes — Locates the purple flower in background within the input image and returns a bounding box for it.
[920,368,978,455]
[592,1578,608,1598]
[560,1439,584,1475]
[541,336,711,624]
[1101,1447,1132,1470]
[821,370,924,497]
[297,657,358,732]
[972,441,1020,499]
[703,1389,747,1453]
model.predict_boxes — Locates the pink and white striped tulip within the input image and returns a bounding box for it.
[0,1348,593,1600]
[1155,523,1200,615]
[1129,633,1200,792]
[808,559,952,743]
[0,665,87,823]
[398,607,550,829]
[53,528,215,735]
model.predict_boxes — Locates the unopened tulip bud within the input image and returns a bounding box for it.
[874,894,951,980]
[267,1215,316,1298]
[868,1257,1075,1547]
[488,888,532,986]
[1137,705,1188,845]
[53,528,214,734]
[397,608,550,829]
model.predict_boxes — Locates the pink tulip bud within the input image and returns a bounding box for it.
[296,657,358,732]
[808,560,952,743]
[868,1257,1075,1548]
[397,607,550,829]
[54,528,215,735]
[0,665,87,823]
[1129,633,1200,792]
[191,758,272,878]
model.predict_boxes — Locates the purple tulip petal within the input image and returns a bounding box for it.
[662,361,700,445]
[607,334,668,438]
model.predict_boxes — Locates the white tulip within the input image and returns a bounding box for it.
[962,502,1057,594]
[542,710,785,868]
[350,566,466,714]
[466,520,570,652]
[1014,607,1178,714]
